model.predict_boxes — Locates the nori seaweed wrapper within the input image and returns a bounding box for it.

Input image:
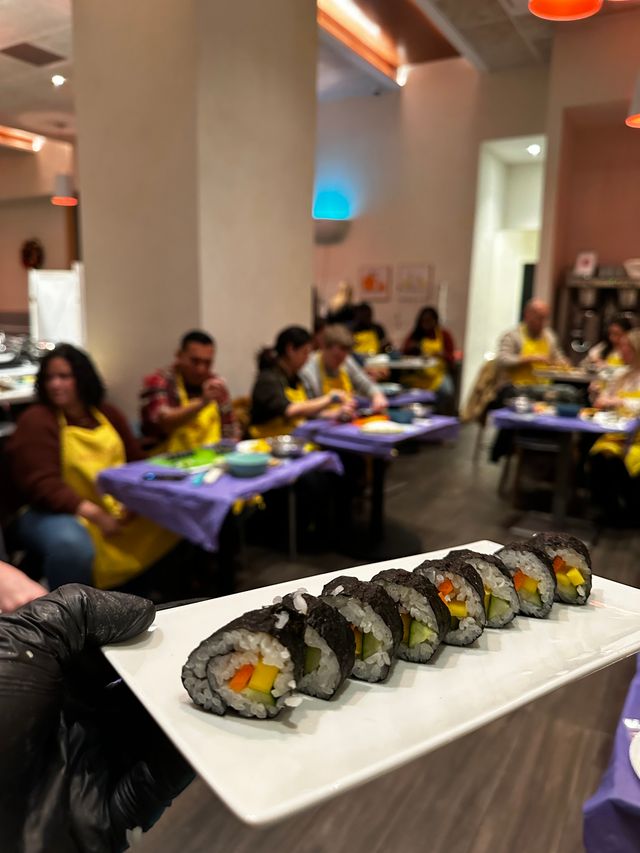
[370,568,450,641]
[448,549,514,582]
[321,576,403,651]
[414,557,485,605]
[531,533,592,570]
[182,604,306,714]
[281,592,355,684]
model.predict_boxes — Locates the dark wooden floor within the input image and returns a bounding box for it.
[139,425,638,853]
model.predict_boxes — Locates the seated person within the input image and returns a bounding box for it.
[249,326,350,437]
[588,328,640,525]
[496,299,566,390]
[351,302,389,358]
[403,306,456,408]
[582,314,633,371]
[7,344,179,590]
[300,323,387,414]
[140,329,238,452]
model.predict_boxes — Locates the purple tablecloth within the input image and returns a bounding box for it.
[294,416,459,458]
[491,408,639,436]
[584,656,640,853]
[98,451,343,552]
[355,390,436,409]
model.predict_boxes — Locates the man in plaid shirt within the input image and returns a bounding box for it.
[140,330,239,450]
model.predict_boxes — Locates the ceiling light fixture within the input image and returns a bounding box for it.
[51,174,78,207]
[396,65,410,87]
[332,0,380,38]
[527,143,542,156]
[626,76,640,128]
[51,74,66,87]
[528,0,603,21]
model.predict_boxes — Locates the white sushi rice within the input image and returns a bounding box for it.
[375,581,440,662]
[298,626,341,699]
[499,549,555,617]
[543,545,591,604]
[327,594,393,682]
[421,568,485,646]
[457,556,520,628]
[191,629,295,719]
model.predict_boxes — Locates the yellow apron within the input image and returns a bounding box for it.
[60,409,179,589]
[353,329,380,357]
[590,390,640,476]
[510,325,551,386]
[404,331,446,390]
[606,351,624,367]
[157,374,221,454]
[250,383,308,438]
[319,358,354,415]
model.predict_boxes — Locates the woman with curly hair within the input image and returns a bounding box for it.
[7,344,178,589]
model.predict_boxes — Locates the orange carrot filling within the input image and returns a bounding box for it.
[228,663,254,692]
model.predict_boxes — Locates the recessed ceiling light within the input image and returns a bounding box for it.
[32,137,45,152]
[527,143,542,157]
[51,74,66,87]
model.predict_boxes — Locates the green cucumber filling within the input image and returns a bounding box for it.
[304,645,322,675]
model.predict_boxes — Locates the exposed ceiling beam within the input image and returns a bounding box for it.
[412,0,489,71]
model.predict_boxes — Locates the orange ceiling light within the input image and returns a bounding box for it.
[0,124,45,153]
[51,174,78,207]
[528,0,603,20]
[317,0,398,82]
[626,76,640,128]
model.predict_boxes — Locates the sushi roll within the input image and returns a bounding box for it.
[448,550,519,628]
[181,604,305,719]
[531,533,592,605]
[280,590,355,700]
[321,576,402,683]
[370,568,449,662]
[496,542,556,618]
[414,558,486,646]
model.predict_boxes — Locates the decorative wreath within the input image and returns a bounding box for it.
[21,238,45,269]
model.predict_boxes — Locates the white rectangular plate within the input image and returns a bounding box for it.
[103,540,640,825]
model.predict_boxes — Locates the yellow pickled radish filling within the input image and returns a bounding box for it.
[553,556,585,588]
[447,601,468,620]
[484,589,491,612]
[227,657,280,695]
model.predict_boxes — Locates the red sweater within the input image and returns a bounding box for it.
[7,403,143,514]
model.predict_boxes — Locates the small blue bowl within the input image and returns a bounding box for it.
[226,452,270,478]
[556,403,581,418]
[388,408,414,424]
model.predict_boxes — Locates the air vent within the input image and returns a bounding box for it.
[1,42,64,66]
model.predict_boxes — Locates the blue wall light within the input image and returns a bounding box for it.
[313,189,351,221]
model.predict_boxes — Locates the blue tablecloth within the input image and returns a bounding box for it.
[584,656,640,852]
[98,451,343,552]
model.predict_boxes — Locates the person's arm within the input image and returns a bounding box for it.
[403,335,421,356]
[0,561,47,612]
[213,375,240,440]
[8,406,85,514]
[140,371,208,437]
[376,324,390,352]
[345,356,380,398]
[496,328,532,367]
[441,329,456,368]
[0,586,193,850]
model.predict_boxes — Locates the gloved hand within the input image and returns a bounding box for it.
[0,584,194,853]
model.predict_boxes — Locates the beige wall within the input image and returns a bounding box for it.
[537,8,640,299]
[314,58,549,350]
[0,140,74,312]
[73,0,200,416]
[196,0,316,395]
[0,198,69,311]
[74,0,316,416]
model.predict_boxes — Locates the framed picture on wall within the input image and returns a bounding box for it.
[396,263,433,302]
[573,251,598,279]
[359,265,392,302]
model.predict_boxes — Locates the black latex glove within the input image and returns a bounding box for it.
[0,584,194,853]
